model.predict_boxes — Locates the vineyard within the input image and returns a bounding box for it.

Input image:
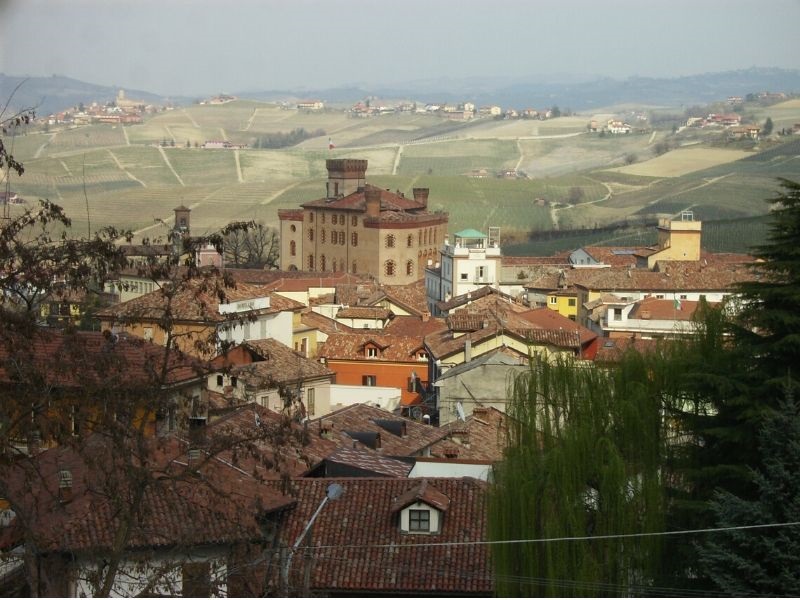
[3,98,799,250]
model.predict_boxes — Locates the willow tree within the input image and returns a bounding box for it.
[489,351,673,597]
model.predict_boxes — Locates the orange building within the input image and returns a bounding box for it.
[317,332,431,415]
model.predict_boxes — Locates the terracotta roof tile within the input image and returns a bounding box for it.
[324,447,412,478]
[431,406,509,462]
[270,477,491,595]
[310,404,447,456]
[318,332,427,363]
[232,339,334,387]
[0,328,206,388]
[336,306,393,320]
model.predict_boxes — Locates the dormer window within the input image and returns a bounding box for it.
[409,509,430,532]
[366,347,378,358]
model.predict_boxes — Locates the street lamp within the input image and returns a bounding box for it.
[281,483,344,596]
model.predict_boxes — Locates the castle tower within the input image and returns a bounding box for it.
[325,159,367,199]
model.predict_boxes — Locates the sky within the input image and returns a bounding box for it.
[1,0,799,97]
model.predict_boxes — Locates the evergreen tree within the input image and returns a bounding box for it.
[697,389,800,596]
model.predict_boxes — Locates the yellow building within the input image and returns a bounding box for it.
[646,212,702,268]
[546,289,579,320]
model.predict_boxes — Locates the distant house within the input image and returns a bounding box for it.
[296,100,324,111]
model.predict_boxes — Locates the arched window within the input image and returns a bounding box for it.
[321,229,326,244]
[406,260,414,276]
[351,232,358,246]
[321,213,326,224]
[339,259,345,272]
[352,260,357,273]
[290,240,296,256]
[386,234,395,248]
[308,228,314,242]
[339,231,345,245]
[290,224,296,232]
[309,213,314,223]
[320,255,327,271]
[407,234,413,248]
[307,255,314,270]
[352,215,358,226]
[384,260,396,276]
[331,214,337,225]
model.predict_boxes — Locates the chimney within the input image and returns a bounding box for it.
[465,337,472,362]
[421,311,430,322]
[412,188,429,208]
[365,188,381,218]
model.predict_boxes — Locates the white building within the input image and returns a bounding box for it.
[425,228,502,315]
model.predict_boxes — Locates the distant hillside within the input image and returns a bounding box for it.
[0,74,187,116]
[3,67,800,122]
[241,68,800,111]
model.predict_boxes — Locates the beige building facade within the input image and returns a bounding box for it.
[279,159,448,285]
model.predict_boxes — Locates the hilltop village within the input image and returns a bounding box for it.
[0,153,764,596]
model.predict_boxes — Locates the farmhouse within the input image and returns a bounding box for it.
[278,159,449,285]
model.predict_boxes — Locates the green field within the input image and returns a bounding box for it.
[5,99,800,248]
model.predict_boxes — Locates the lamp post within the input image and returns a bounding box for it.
[281,483,344,596]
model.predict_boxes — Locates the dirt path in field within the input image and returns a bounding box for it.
[183,109,200,129]
[514,139,525,172]
[34,133,57,158]
[158,146,185,186]
[392,145,403,175]
[550,178,614,229]
[59,159,73,177]
[259,181,302,205]
[234,150,244,183]
[122,125,131,146]
[107,149,146,187]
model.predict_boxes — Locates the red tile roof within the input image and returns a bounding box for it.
[336,306,393,320]
[318,332,427,363]
[230,339,334,387]
[270,477,491,595]
[0,328,206,388]
[302,183,427,213]
[98,276,305,323]
[323,447,413,478]
[430,406,508,462]
[0,435,294,554]
[310,404,447,456]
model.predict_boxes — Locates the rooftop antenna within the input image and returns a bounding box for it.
[456,401,466,422]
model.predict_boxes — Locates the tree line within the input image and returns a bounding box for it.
[251,127,325,149]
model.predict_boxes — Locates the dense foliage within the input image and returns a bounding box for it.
[491,179,800,596]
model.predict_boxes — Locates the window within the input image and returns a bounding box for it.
[321,255,327,271]
[231,376,237,388]
[309,212,314,223]
[321,229,326,244]
[307,388,315,417]
[216,374,224,387]
[351,232,358,246]
[352,260,357,273]
[549,296,557,304]
[385,260,396,276]
[568,298,576,307]
[386,234,395,248]
[352,215,358,226]
[321,213,326,224]
[409,509,430,532]
[307,255,315,270]
[680,294,688,300]
[182,562,211,598]
[475,266,485,281]
[290,240,296,256]
[366,347,378,358]
[362,375,376,386]
[407,234,414,248]
[460,273,468,281]
[613,308,623,321]
[290,224,296,232]
[406,260,414,276]
[339,231,345,245]
[143,327,153,342]
[308,228,314,242]
[331,214,337,225]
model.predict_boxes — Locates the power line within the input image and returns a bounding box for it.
[304,520,800,551]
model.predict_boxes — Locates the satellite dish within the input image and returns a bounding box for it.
[456,402,466,422]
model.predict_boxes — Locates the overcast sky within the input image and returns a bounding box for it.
[1,0,799,96]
